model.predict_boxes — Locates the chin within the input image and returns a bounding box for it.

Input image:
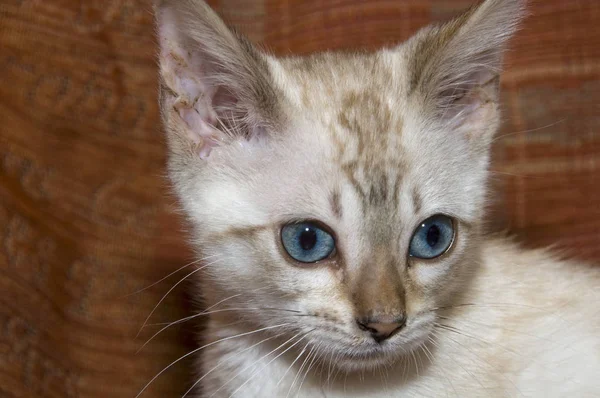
[332,348,399,372]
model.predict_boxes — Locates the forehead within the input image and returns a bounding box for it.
[274,51,415,208]
[276,50,410,120]
[258,50,479,230]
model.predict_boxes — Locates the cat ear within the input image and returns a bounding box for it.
[154,0,280,159]
[408,0,525,136]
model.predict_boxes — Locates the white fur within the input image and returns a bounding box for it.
[198,241,600,397]
[152,0,600,396]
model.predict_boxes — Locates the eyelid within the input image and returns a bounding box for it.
[280,218,338,243]
[417,210,470,229]
[410,213,451,234]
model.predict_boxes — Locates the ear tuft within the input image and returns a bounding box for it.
[408,0,526,130]
[154,0,280,159]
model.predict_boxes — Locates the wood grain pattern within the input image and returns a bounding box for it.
[0,0,599,396]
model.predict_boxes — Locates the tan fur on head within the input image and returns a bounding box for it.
[151,1,600,396]
[155,0,524,354]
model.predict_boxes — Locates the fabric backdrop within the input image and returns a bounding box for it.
[1,0,599,397]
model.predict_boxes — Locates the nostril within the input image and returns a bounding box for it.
[356,316,407,343]
[356,320,379,334]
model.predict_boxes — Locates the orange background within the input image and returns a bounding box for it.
[1,0,598,396]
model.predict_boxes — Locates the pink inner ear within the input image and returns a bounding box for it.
[442,66,499,127]
[446,83,497,138]
[158,8,223,159]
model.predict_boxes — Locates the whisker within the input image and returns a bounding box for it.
[143,286,284,329]
[286,342,315,398]
[432,302,556,314]
[138,293,244,351]
[182,306,302,322]
[137,308,244,353]
[401,354,408,384]
[430,327,523,396]
[491,118,566,144]
[139,306,302,352]
[423,342,456,397]
[343,372,349,395]
[437,318,569,383]
[224,331,314,397]
[136,257,226,338]
[437,315,555,343]
[329,351,344,387]
[276,339,311,389]
[436,323,521,356]
[325,348,336,389]
[123,254,221,298]
[377,363,389,396]
[296,343,322,397]
[428,334,485,390]
[488,170,543,179]
[410,349,419,378]
[295,344,319,397]
[135,323,290,398]
[314,348,328,385]
[181,332,286,398]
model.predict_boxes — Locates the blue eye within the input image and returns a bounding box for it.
[409,215,455,259]
[281,223,336,263]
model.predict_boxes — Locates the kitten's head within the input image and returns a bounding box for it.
[155,0,523,371]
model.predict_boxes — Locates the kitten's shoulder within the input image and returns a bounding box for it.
[482,236,599,282]
[477,236,599,332]
[445,237,600,396]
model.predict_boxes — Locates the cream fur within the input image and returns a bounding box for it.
[199,240,600,397]
[151,0,600,396]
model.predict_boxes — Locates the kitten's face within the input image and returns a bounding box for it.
[156,0,522,372]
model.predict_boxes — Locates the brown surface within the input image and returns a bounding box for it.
[1,0,599,397]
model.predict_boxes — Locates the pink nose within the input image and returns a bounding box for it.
[356,315,406,343]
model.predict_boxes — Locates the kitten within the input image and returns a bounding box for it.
[153,0,600,396]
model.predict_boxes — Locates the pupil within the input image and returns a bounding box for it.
[426,225,440,247]
[299,228,317,250]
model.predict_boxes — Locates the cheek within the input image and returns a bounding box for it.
[199,232,279,294]
[206,233,343,296]
[288,267,344,300]
[200,210,356,319]
[290,268,354,318]
[405,263,454,315]
[405,231,476,312]
[409,262,453,287]
[187,179,269,235]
